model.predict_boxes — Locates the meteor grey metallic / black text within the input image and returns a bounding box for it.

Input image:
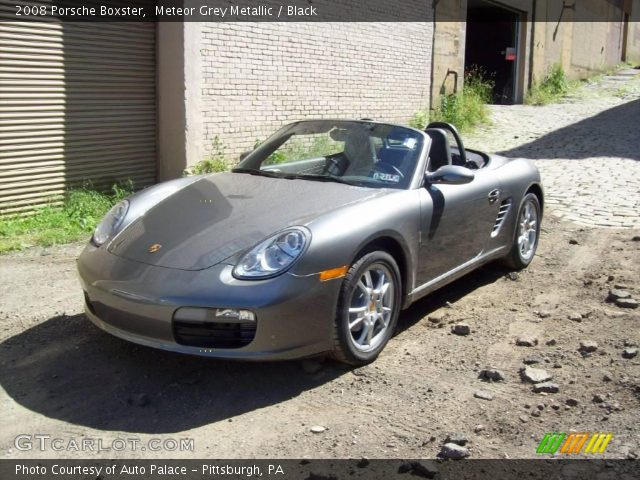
[77,120,543,365]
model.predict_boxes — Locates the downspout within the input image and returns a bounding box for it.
[528,0,537,90]
[430,0,439,112]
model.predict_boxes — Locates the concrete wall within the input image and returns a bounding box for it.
[196,21,434,164]
[625,0,640,63]
[157,22,186,181]
[432,0,467,103]
[532,0,628,82]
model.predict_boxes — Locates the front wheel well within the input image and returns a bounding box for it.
[353,236,408,299]
[526,183,544,216]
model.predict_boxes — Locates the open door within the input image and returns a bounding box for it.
[465,0,522,104]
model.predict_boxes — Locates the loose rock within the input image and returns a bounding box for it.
[622,348,638,359]
[516,335,538,347]
[478,369,506,382]
[565,398,579,407]
[521,366,553,384]
[310,425,326,433]
[444,433,469,446]
[398,461,438,478]
[568,312,583,322]
[592,393,605,403]
[615,298,638,309]
[608,289,631,301]
[532,382,559,393]
[474,390,494,401]
[579,340,598,353]
[440,443,470,459]
[452,323,471,336]
[523,355,544,365]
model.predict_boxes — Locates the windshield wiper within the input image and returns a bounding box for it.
[286,174,366,186]
[232,169,367,187]
[231,168,281,178]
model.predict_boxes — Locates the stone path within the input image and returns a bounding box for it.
[465,68,640,228]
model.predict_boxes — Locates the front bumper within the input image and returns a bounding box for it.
[77,244,342,360]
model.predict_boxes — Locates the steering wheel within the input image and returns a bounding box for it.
[373,162,405,179]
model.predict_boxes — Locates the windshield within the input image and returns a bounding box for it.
[234,120,425,189]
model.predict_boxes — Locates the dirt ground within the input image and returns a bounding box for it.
[1,217,638,460]
[1,77,639,461]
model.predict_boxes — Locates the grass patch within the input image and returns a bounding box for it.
[412,68,493,133]
[409,110,430,130]
[525,64,570,105]
[0,182,133,253]
[184,136,230,175]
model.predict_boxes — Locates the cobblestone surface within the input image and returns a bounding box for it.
[465,69,640,228]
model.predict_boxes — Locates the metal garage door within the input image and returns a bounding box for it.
[0,3,156,215]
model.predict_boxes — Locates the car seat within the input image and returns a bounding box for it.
[424,128,452,171]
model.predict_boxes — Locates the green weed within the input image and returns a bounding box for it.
[0,181,134,253]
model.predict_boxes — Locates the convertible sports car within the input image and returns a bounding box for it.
[77,120,543,365]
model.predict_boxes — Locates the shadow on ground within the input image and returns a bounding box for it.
[0,265,508,434]
[397,263,509,334]
[499,99,640,161]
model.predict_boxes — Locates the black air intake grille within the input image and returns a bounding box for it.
[173,320,256,349]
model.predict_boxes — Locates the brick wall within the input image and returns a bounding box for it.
[198,22,434,162]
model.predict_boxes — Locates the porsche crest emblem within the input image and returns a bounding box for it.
[148,243,162,253]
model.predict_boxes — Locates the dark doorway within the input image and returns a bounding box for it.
[465,0,521,104]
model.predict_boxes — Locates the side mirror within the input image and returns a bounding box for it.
[239,150,252,161]
[425,165,474,185]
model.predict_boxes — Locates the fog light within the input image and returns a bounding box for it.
[174,307,256,323]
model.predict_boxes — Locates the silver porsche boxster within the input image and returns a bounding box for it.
[77,120,543,365]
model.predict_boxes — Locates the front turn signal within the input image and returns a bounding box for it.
[319,265,348,282]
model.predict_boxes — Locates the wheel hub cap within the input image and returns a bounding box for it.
[347,264,395,352]
[518,200,538,261]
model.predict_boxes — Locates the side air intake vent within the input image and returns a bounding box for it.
[492,199,512,236]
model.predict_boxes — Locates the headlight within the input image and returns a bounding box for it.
[92,200,129,246]
[233,227,310,279]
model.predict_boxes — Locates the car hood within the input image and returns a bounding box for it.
[108,172,387,270]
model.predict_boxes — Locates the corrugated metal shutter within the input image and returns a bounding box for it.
[0,1,156,215]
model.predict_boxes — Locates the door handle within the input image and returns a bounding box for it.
[488,189,500,204]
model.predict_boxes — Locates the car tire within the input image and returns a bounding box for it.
[504,193,541,270]
[331,251,402,366]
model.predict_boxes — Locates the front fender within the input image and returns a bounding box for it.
[290,190,421,287]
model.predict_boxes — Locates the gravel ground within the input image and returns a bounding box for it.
[1,72,639,460]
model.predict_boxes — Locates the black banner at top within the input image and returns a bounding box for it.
[1,0,630,22]
[3,0,433,22]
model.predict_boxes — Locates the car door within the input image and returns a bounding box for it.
[416,168,503,286]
